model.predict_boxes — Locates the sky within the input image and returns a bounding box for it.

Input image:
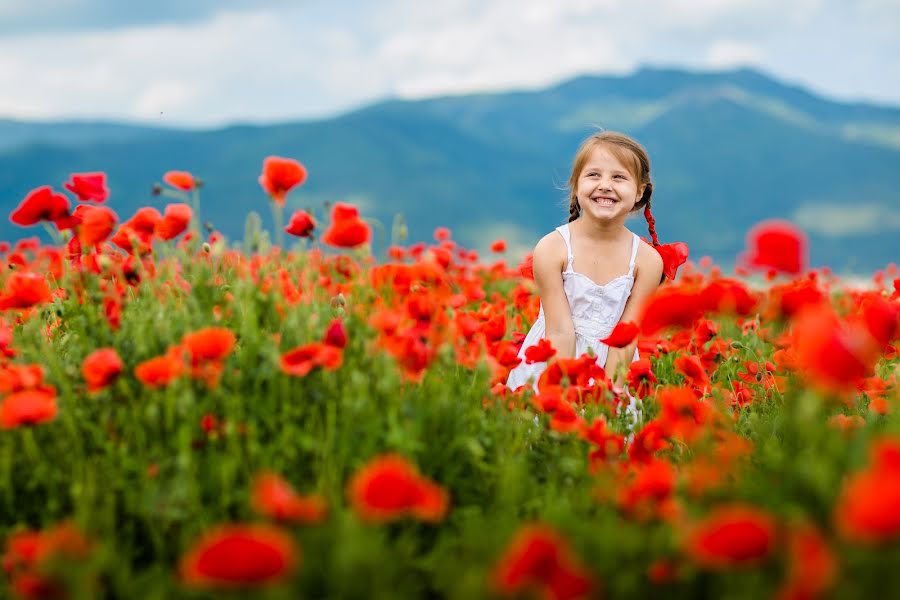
[1,0,898,127]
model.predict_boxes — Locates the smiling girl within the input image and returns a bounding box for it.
[506,131,665,422]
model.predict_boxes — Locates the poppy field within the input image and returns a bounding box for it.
[0,159,899,599]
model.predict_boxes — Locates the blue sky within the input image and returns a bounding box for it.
[1,0,898,127]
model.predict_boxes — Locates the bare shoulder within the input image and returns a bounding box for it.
[634,238,664,280]
[532,230,567,270]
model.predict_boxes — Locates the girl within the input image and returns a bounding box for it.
[506,131,664,412]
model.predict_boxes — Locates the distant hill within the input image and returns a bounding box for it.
[2,66,899,273]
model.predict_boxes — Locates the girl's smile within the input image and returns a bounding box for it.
[576,145,642,220]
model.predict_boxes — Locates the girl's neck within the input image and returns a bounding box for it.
[571,215,629,243]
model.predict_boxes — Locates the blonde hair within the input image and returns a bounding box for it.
[566,131,659,246]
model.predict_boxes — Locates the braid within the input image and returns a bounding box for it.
[567,194,580,223]
[641,183,660,247]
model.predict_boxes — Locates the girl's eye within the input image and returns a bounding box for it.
[614,175,626,179]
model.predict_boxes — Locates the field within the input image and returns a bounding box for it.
[0,165,899,599]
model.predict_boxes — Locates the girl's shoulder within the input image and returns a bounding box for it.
[633,237,664,278]
[532,228,568,269]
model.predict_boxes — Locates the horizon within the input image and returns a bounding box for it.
[3,64,900,132]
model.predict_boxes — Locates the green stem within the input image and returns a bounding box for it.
[271,201,284,249]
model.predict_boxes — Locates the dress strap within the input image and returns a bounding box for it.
[555,224,574,269]
[627,233,640,275]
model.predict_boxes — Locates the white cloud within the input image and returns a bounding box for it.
[706,40,765,68]
[0,0,895,126]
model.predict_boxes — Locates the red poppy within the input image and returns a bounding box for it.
[77,205,118,246]
[0,272,53,311]
[655,242,689,280]
[155,203,193,241]
[600,321,639,348]
[284,210,316,237]
[321,203,371,248]
[491,525,595,600]
[280,343,343,377]
[179,524,297,589]
[616,459,677,520]
[683,505,776,569]
[626,358,658,398]
[258,156,307,205]
[517,254,535,281]
[524,338,556,364]
[182,327,236,365]
[791,304,881,393]
[10,186,71,227]
[251,472,327,524]
[674,355,710,391]
[323,318,347,348]
[0,390,58,429]
[490,239,507,253]
[834,438,900,543]
[639,288,704,335]
[580,417,625,466]
[135,354,184,389]
[63,172,109,203]
[82,348,124,392]
[347,454,449,522]
[699,279,758,316]
[163,171,198,191]
[776,524,837,600]
[742,220,807,275]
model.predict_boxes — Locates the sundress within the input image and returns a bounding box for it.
[506,223,642,423]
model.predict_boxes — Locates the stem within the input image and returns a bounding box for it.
[271,201,284,249]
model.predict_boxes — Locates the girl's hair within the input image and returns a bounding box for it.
[566,131,659,247]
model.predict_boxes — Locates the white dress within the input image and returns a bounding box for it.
[506,223,642,421]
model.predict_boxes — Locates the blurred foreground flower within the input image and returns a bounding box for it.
[347,454,449,523]
[179,524,297,589]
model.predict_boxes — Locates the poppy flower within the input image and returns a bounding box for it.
[321,203,371,248]
[674,355,710,391]
[490,239,507,253]
[77,205,118,246]
[0,390,58,429]
[0,272,53,311]
[640,288,704,335]
[323,319,347,349]
[251,472,327,524]
[517,254,535,281]
[626,358,658,398]
[82,348,124,392]
[791,304,881,393]
[600,321,639,348]
[280,343,343,377]
[63,172,109,203]
[347,454,449,522]
[580,417,625,465]
[163,171,198,191]
[655,242,689,280]
[179,524,297,589]
[491,525,595,600]
[524,338,556,364]
[10,186,71,227]
[182,327,236,365]
[683,505,777,569]
[135,354,184,389]
[699,279,758,316]
[776,524,838,600]
[258,156,307,205]
[616,459,677,520]
[284,210,316,238]
[742,220,807,275]
[155,204,193,241]
[834,438,900,543]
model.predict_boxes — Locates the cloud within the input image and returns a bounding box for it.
[0,0,896,126]
[794,202,900,236]
[0,0,296,36]
[705,40,765,68]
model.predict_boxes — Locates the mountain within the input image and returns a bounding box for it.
[2,66,899,273]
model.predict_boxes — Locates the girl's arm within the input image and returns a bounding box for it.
[604,242,664,385]
[532,233,576,359]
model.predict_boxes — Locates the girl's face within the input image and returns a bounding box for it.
[576,145,644,222]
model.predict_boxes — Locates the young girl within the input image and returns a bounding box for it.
[506,131,665,409]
